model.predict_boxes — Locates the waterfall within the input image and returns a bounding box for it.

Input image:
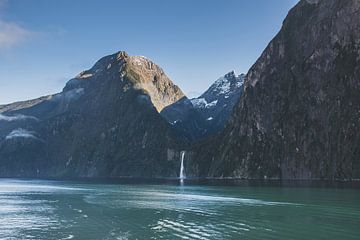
[179,151,186,182]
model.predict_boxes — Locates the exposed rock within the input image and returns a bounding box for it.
[192,0,360,180]
[125,55,185,112]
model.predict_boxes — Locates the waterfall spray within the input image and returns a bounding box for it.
[179,151,186,182]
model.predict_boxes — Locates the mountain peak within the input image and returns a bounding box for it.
[224,70,236,79]
[201,71,245,98]
[65,51,184,112]
[116,50,129,60]
[124,55,184,112]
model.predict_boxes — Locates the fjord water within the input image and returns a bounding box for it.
[0,179,359,240]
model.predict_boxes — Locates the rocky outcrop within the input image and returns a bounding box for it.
[192,0,360,180]
[0,51,186,178]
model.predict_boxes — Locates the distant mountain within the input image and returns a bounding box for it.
[191,0,360,180]
[0,51,186,178]
[191,71,245,133]
[161,71,245,140]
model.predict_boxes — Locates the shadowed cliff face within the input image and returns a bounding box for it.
[0,51,186,178]
[160,72,245,141]
[192,0,360,180]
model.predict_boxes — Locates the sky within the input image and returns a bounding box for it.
[0,0,298,104]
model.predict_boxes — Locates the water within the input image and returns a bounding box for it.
[0,179,359,240]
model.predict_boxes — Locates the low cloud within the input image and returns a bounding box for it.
[0,113,38,121]
[0,20,35,50]
[5,128,37,140]
[186,91,202,99]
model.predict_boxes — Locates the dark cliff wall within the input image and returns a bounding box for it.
[192,0,360,180]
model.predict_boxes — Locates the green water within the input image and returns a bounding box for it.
[0,179,359,239]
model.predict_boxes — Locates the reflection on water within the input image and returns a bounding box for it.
[0,181,77,240]
[0,179,359,239]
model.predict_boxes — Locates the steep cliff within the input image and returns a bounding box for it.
[0,51,186,178]
[192,0,360,180]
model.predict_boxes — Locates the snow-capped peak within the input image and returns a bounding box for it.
[190,71,245,109]
[209,71,244,96]
[213,76,231,95]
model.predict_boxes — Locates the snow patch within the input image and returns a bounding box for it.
[76,71,93,79]
[191,98,218,108]
[206,72,244,98]
[213,77,231,94]
[207,117,213,121]
[206,100,218,107]
[191,98,207,108]
[236,77,244,88]
[78,73,93,79]
[171,120,181,125]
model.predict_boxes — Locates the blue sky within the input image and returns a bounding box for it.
[0,0,298,104]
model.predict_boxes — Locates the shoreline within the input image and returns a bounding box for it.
[1,176,360,188]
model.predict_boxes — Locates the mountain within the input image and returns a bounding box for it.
[1,0,359,180]
[190,0,360,180]
[191,71,245,132]
[0,51,186,178]
[160,71,245,140]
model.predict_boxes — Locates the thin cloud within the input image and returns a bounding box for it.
[0,20,35,50]
[0,0,35,49]
[5,128,37,140]
[0,113,38,121]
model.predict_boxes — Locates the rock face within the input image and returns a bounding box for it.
[0,51,185,178]
[161,71,245,140]
[192,0,360,180]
